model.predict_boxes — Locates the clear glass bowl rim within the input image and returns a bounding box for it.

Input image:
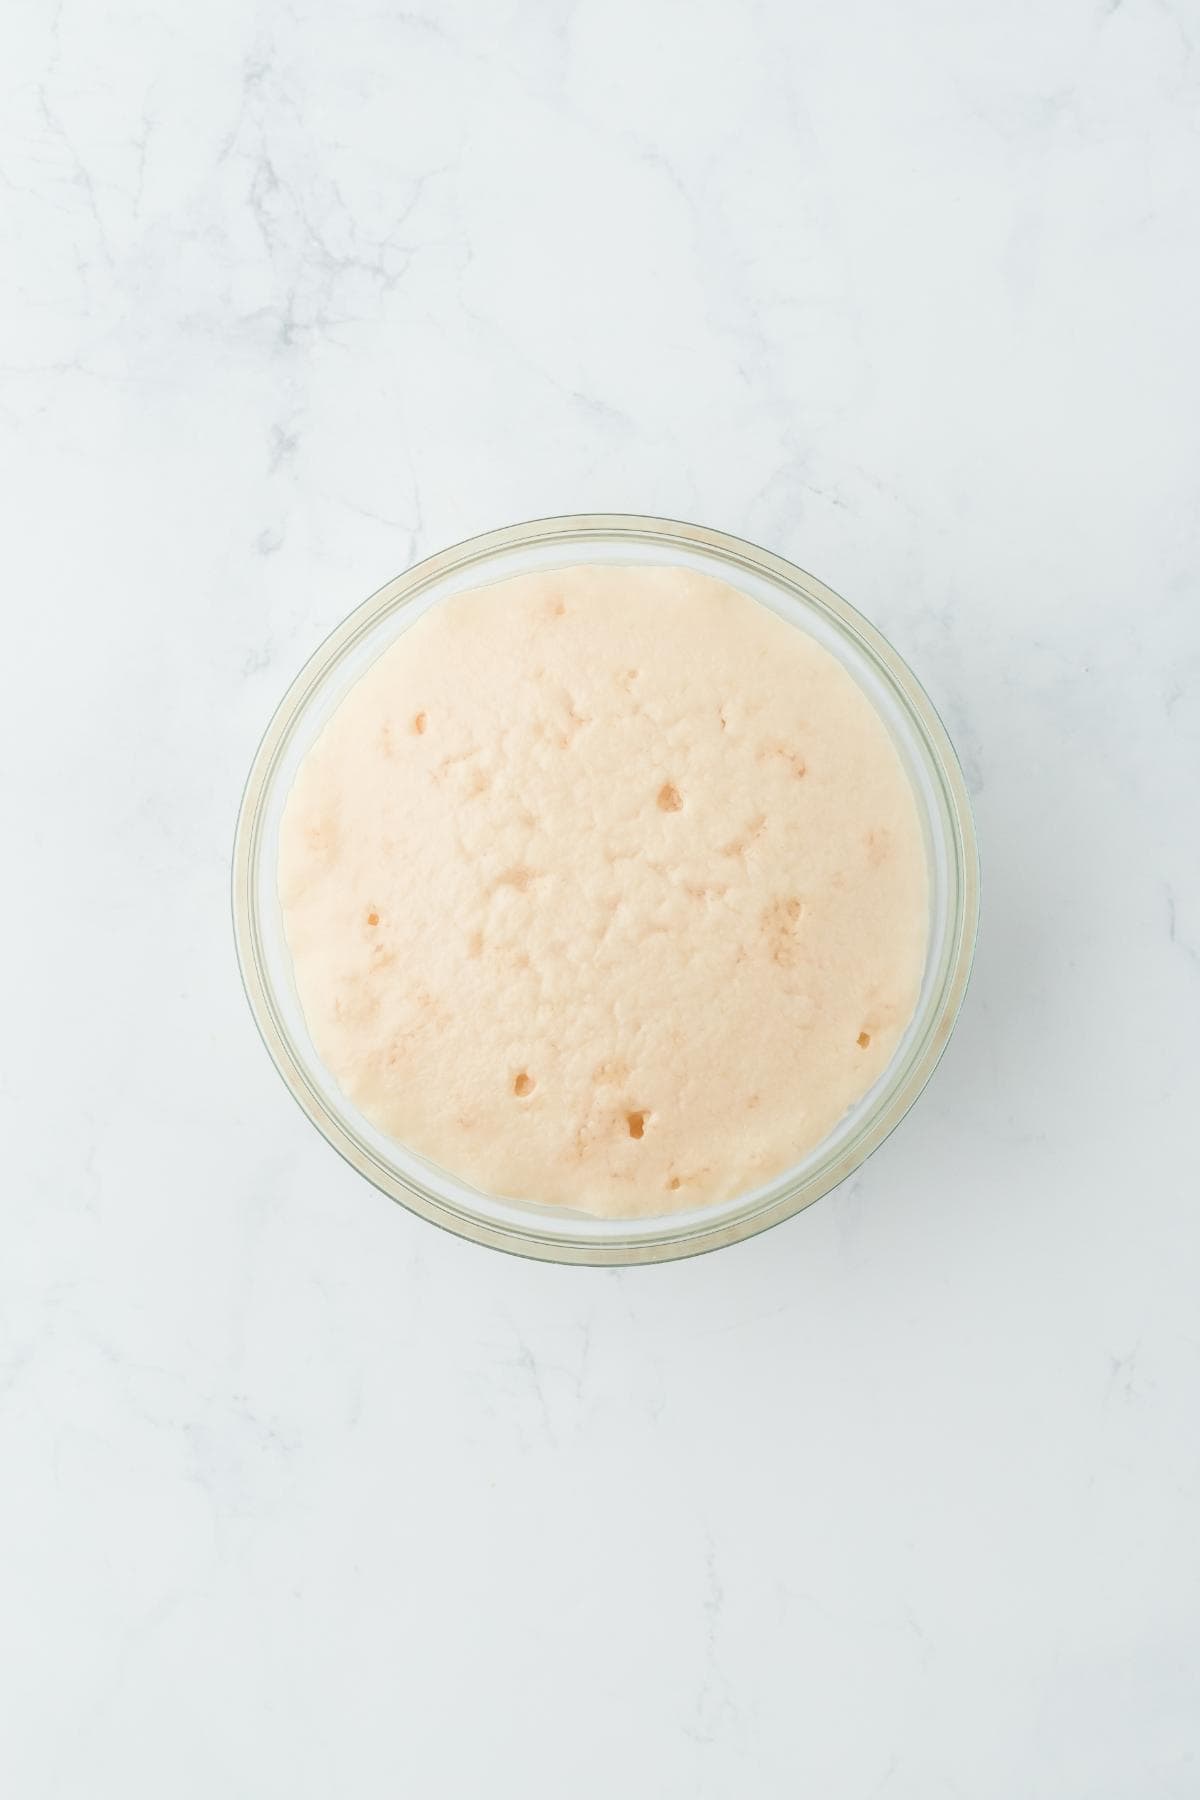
[232,513,980,1266]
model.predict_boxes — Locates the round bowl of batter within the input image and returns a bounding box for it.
[233,514,979,1264]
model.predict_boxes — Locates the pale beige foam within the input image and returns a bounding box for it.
[279,564,928,1218]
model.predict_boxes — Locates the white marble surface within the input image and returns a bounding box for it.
[3,0,1199,1793]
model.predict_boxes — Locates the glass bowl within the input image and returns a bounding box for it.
[233,514,979,1265]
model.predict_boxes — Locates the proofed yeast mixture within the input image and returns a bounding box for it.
[279,565,928,1218]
